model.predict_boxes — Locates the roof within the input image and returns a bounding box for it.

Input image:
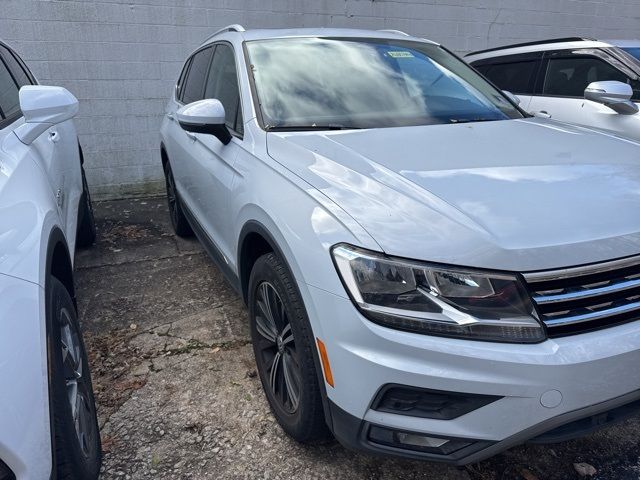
[200,25,438,46]
[467,37,594,56]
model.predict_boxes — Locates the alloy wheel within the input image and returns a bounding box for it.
[60,308,97,459]
[254,282,301,414]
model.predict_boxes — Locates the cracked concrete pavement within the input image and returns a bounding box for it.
[74,197,640,480]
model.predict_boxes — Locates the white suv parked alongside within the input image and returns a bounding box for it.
[161,26,640,464]
[0,42,101,479]
[466,38,640,140]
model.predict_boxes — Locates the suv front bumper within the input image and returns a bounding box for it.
[306,284,640,464]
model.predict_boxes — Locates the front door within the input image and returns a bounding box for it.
[187,42,245,266]
[528,52,640,140]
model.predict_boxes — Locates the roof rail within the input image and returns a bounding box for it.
[378,29,410,37]
[203,24,245,43]
[466,37,596,57]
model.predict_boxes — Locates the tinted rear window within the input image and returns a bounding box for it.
[475,61,538,94]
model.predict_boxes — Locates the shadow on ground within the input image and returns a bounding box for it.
[75,196,640,480]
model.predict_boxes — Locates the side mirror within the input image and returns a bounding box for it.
[502,90,521,106]
[177,99,231,145]
[15,86,79,145]
[584,81,639,115]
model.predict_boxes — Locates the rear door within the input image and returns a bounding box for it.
[472,52,542,111]
[528,49,640,139]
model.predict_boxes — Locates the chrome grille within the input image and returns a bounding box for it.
[523,255,640,336]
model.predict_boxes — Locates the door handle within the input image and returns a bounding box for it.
[535,110,552,119]
[166,113,175,121]
[49,130,60,143]
[185,132,197,141]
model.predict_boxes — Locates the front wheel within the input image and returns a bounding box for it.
[248,253,331,443]
[48,277,101,479]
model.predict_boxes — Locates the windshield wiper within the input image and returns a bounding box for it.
[266,124,361,131]
[449,117,499,124]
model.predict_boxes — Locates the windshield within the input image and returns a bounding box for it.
[246,37,524,130]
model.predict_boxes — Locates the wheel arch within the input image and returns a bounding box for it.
[237,219,335,430]
[46,227,75,304]
[160,142,169,170]
[238,220,279,304]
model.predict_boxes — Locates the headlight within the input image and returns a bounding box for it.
[332,244,544,343]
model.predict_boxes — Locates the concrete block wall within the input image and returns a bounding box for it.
[0,0,638,199]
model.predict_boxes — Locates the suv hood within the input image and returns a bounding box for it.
[267,118,640,272]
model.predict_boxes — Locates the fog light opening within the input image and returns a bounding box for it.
[368,425,474,455]
[396,432,449,449]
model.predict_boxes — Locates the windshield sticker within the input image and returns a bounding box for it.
[387,51,415,58]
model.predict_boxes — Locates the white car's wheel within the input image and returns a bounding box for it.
[48,277,101,479]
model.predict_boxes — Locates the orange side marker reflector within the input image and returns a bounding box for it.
[316,338,334,388]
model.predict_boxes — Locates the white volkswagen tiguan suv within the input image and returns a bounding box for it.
[0,42,101,479]
[466,37,640,141]
[161,26,640,464]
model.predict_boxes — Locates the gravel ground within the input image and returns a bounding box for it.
[75,197,640,480]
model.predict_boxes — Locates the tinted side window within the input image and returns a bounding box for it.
[181,47,213,104]
[477,61,538,94]
[0,45,32,88]
[204,44,243,134]
[473,64,491,76]
[0,57,20,121]
[543,57,634,98]
[175,57,192,101]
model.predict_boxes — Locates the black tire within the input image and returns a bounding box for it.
[164,161,193,237]
[248,252,331,443]
[76,167,96,248]
[47,277,101,479]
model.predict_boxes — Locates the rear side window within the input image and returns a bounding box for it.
[475,61,538,95]
[543,56,636,98]
[181,47,213,104]
[204,44,243,135]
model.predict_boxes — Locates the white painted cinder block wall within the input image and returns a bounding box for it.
[1,0,638,198]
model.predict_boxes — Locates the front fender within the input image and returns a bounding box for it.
[0,134,65,287]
